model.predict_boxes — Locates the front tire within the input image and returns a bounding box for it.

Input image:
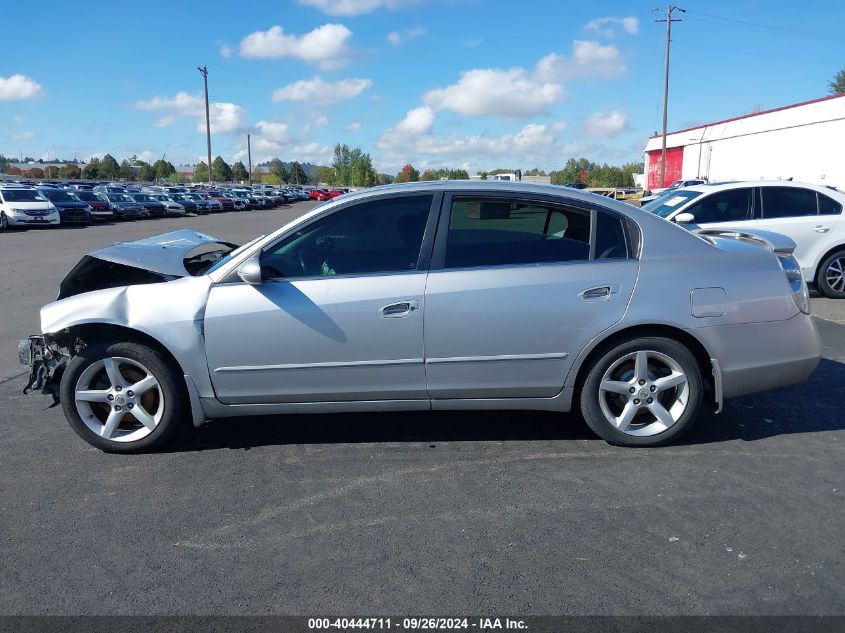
[60,341,187,453]
[0,211,8,230]
[579,336,703,447]
[816,250,845,298]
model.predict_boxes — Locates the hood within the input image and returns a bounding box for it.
[57,230,238,300]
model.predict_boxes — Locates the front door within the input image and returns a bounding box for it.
[203,194,437,404]
[423,194,639,400]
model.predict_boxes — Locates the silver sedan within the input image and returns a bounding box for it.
[20,181,821,452]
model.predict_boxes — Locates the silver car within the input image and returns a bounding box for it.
[19,182,821,452]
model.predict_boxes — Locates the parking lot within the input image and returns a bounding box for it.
[1,203,843,615]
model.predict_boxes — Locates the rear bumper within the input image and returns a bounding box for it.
[690,313,821,400]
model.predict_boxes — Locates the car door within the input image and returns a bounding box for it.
[756,186,841,275]
[679,187,754,230]
[203,193,439,404]
[423,193,639,400]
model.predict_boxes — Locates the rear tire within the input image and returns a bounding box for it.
[816,249,845,299]
[579,336,703,447]
[60,341,187,453]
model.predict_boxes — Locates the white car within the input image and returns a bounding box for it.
[0,186,61,229]
[642,180,845,298]
[150,194,187,217]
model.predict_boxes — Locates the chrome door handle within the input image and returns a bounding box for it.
[814,226,830,233]
[578,285,619,301]
[379,300,419,318]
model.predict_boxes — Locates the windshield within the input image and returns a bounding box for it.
[205,235,266,275]
[133,194,154,202]
[75,191,105,202]
[109,194,132,202]
[41,190,78,203]
[1,189,48,202]
[152,195,170,201]
[642,190,703,217]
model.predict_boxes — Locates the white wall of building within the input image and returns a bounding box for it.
[644,94,845,188]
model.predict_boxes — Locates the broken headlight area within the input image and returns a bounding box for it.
[20,335,69,404]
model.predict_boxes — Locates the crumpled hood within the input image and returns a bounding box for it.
[56,230,237,300]
[87,229,234,277]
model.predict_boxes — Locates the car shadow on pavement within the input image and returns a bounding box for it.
[168,356,845,452]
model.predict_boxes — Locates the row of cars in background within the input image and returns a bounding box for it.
[0,181,315,230]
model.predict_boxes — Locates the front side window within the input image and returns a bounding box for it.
[444,198,590,268]
[686,188,752,224]
[761,187,818,219]
[260,195,433,279]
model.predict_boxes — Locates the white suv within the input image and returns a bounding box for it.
[0,186,61,229]
[643,181,845,298]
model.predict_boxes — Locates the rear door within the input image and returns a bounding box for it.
[423,193,639,400]
[756,186,842,276]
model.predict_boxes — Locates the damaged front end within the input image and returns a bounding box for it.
[19,335,69,404]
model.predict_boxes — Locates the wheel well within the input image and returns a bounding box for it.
[58,323,186,378]
[572,324,715,405]
[813,243,845,284]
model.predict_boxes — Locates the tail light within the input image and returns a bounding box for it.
[777,254,810,315]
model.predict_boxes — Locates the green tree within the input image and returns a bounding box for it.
[232,161,249,182]
[82,157,100,180]
[479,171,488,180]
[119,160,133,180]
[194,161,209,182]
[268,158,289,184]
[168,172,181,184]
[376,173,393,185]
[420,169,437,181]
[289,161,307,185]
[59,164,81,179]
[448,168,469,180]
[153,159,175,180]
[212,156,232,182]
[137,162,155,181]
[395,163,419,183]
[99,154,120,180]
[621,161,644,187]
[0,155,10,173]
[829,67,845,94]
[315,165,336,185]
[28,167,44,179]
[550,158,597,185]
[261,173,281,185]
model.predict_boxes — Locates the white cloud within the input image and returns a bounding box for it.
[0,74,44,101]
[314,115,330,127]
[271,76,372,104]
[424,67,565,118]
[346,122,362,132]
[535,40,625,81]
[239,24,352,69]
[254,121,289,142]
[135,150,158,163]
[12,131,34,141]
[584,109,629,138]
[585,16,639,37]
[135,92,246,134]
[387,25,426,45]
[219,44,233,58]
[299,0,415,16]
[393,106,435,135]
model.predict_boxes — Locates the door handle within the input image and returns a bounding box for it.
[814,225,831,233]
[379,300,419,318]
[578,285,619,301]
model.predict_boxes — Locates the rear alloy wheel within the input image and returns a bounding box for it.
[580,337,703,447]
[817,250,845,299]
[60,341,186,452]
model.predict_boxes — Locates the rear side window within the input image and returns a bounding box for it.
[818,193,843,215]
[594,212,629,259]
[445,198,590,268]
[761,187,818,218]
[686,188,752,224]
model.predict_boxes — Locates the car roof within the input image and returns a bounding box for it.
[682,180,844,197]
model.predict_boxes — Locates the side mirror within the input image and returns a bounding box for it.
[237,255,263,285]
[675,212,695,224]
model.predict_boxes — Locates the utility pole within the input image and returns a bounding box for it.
[247,133,252,185]
[656,5,684,188]
[197,65,213,185]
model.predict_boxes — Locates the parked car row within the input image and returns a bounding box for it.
[641,179,845,298]
[0,181,312,230]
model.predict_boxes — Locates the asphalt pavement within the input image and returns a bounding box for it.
[0,203,843,615]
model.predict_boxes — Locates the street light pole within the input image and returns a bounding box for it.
[247,133,252,185]
[197,65,212,185]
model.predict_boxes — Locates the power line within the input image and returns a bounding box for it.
[684,8,840,42]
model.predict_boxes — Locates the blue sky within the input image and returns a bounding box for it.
[1,0,841,173]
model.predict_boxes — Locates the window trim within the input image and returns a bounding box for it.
[222,192,443,284]
[429,191,635,272]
